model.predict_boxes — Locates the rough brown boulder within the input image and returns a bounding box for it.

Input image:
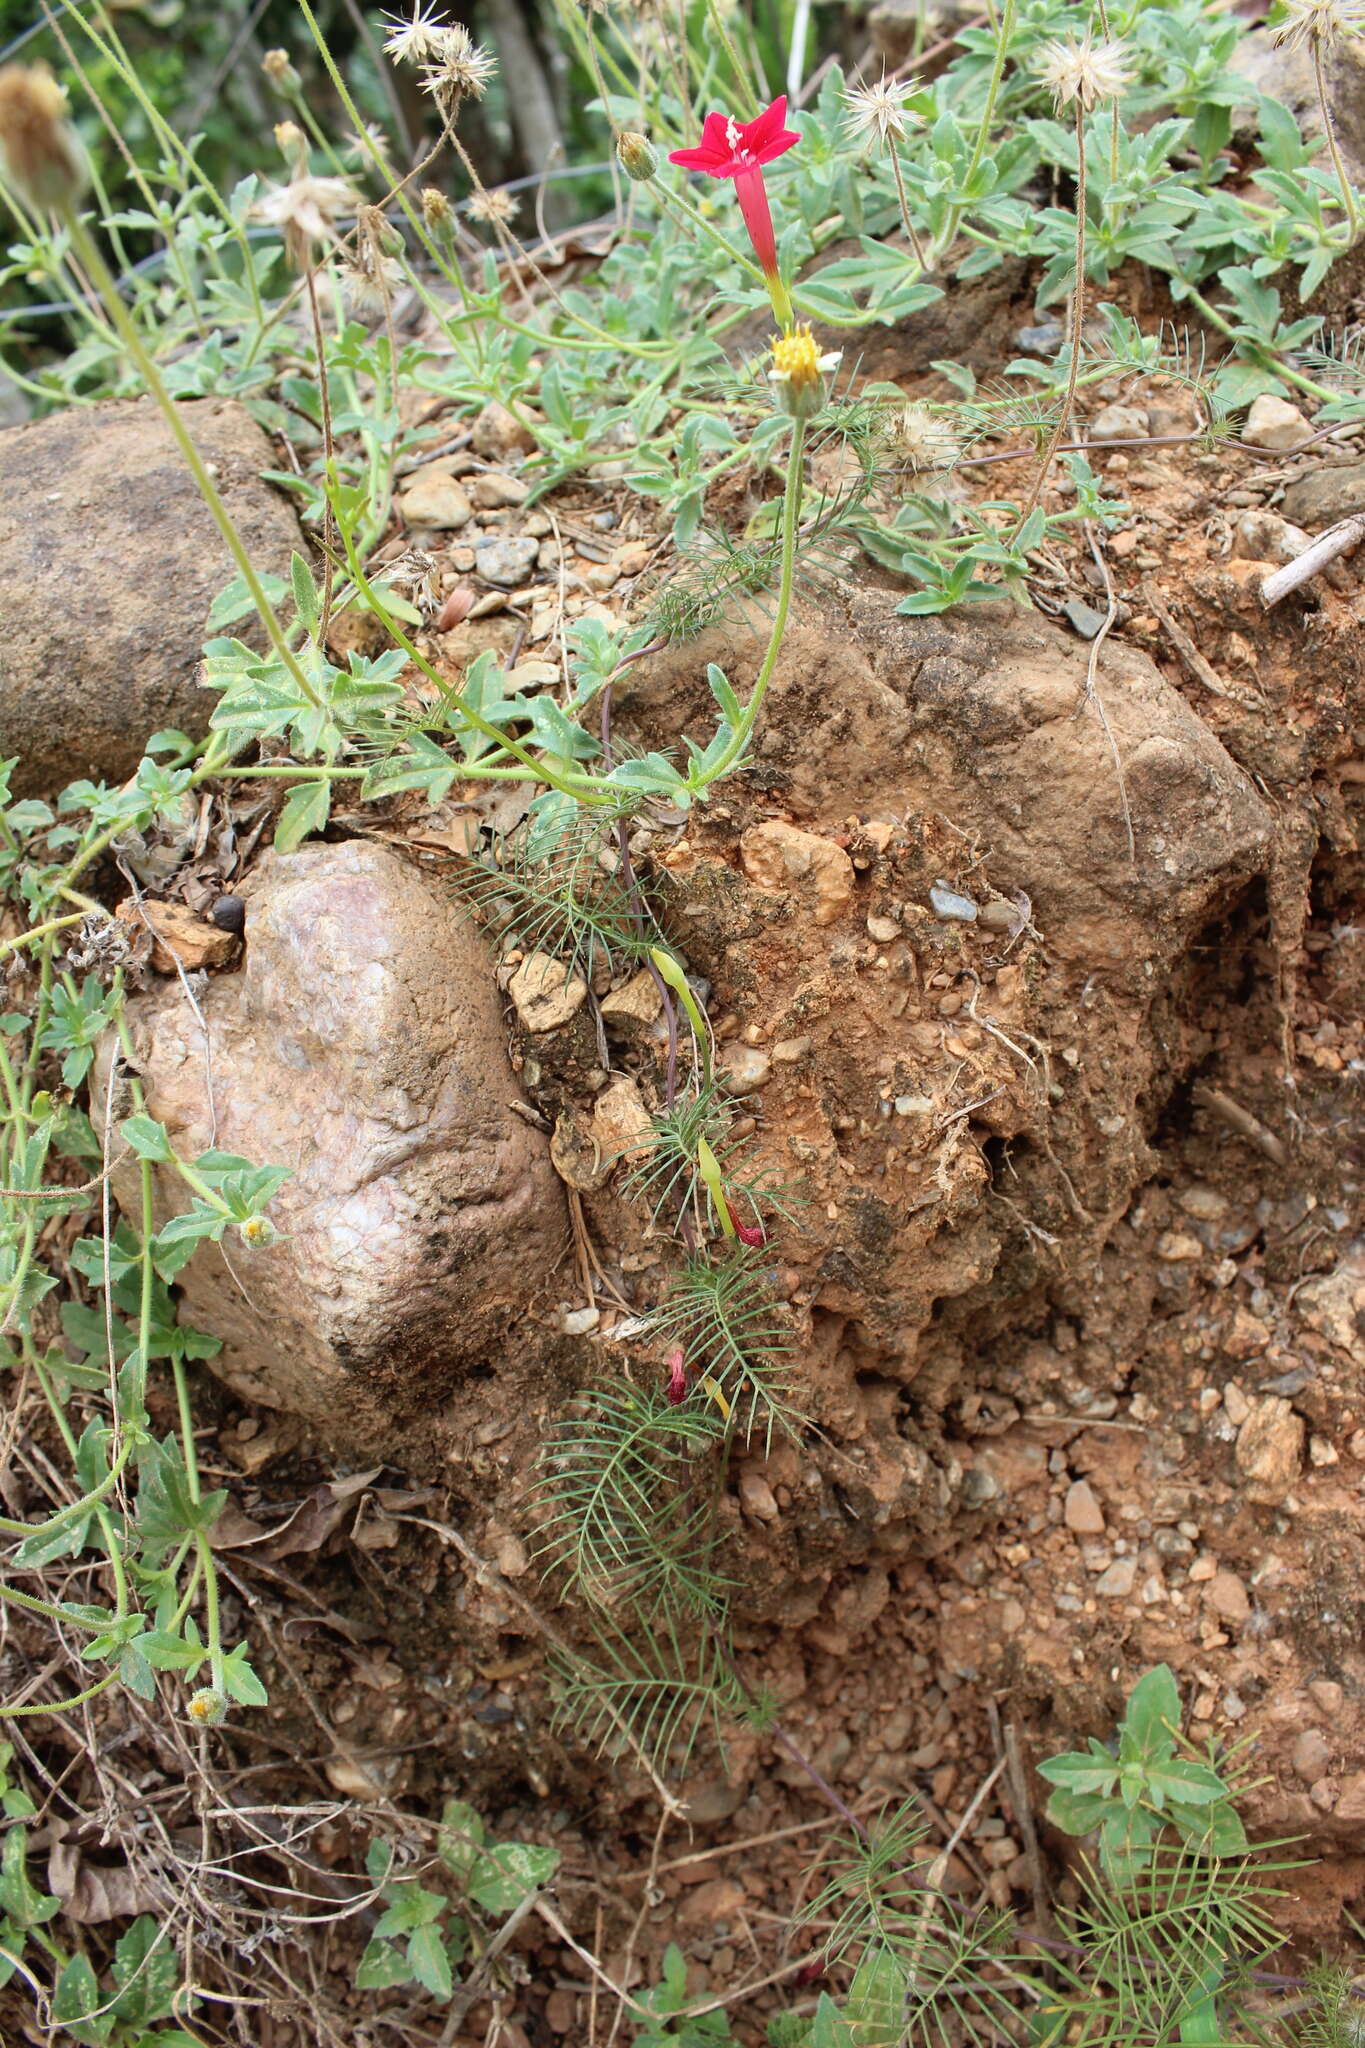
[0,397,301,799]
[101,842,568,1450]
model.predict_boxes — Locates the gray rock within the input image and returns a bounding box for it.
[1233,509,1313,563]
[475,536,539,588]
[97,842,567,1447]
[1279,463,1365,530]
[1095,1557,1137,1598]
[929,882,977,922]
[0,397,302,799]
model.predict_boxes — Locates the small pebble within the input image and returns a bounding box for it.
[1222,1382,1250,1427]
[929,881,977,923]
[1063,1479,1106,1535]
[475,535,539,587]
[1292,1728,1332,1783]
[1203,1569,1250,1623]
[1090,401,1149,441]
[1242,393,1311,452]
[719,1045,771,1095]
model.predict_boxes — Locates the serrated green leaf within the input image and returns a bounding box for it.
[121,1114,177,1164]
[273,780,330,854]
[407,1920,454,2000]
[355,1935,412,1990]
[467,1840,558,1914]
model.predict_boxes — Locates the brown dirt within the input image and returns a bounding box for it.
[7,286,1365,2047]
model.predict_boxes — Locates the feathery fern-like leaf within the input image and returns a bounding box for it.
[549,1614,745,1780]
[649,1245,796,1452]
[533,1384,729,1621]
[454,802,654,983]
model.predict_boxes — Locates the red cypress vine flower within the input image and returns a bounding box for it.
[668,96,799,329]
[724,1197,766,1248]
[664,1347,689,1405]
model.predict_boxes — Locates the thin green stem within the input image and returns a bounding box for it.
[1013,102,1087,531]
[887,145,930,273]
[198,1533,224,1690]
[704,0,760,106]
[1313,34,1357,245]
[0,1583,111,1628]
[692,416,805,791]
[0,1669,122,1719]
[932,0,1016,263]
[0,1434,136,1539]
[1179,282,1340,404]
[59,213,321,711]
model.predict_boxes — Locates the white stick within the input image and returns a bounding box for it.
[1260,515,1365,608]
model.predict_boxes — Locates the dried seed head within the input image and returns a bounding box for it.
[842,73,921,148]
[421,184,454,232]
[1271,0,1365,43]
[383,0,450,64]
[340,255,401,314]
[0,63,89,210]
[253,167,358,271]
[419,24,497,113]
[344,122,391,168]
[616,130,659,182]
[888,401,959,473]
[261,48,300,92]
[379,547,439,611]
[466,185,519,227]
[1036,32,1132,112]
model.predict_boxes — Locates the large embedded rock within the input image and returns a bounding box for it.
[0,397,302,799]
[103,842,568,1447]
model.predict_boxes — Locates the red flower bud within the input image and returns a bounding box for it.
[724,1197,766,1248]
[664,1348,688,1404]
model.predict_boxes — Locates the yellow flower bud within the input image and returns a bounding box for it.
[767,325,841,420]
[616,132,658,183]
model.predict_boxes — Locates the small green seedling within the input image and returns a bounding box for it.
[631,1942,735,2046]
[355,1800,558,2004]
[1037,1664,1247,1883]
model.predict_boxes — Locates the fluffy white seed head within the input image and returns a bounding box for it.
[1271,0,1365,44]
[1036,32,1133,112]
[842,73,921,147]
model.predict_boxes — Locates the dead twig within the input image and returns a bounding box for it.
[1260,515,1365,607]
[989,1704,1054,1942]
[1191,1081,1288,1166]
[1141,580,1259,705]
[1081,527,1135,864]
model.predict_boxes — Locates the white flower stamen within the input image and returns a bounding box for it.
[842,74,921,147]
[383,1,449,64]
[1036,33,1132,112]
